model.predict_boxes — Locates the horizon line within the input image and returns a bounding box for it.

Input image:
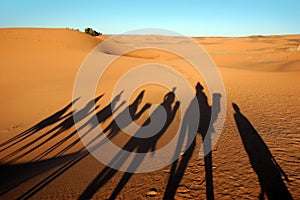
[1,26,300,38]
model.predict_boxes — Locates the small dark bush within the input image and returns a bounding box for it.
[66,28,80,31]
[84,28,102,36]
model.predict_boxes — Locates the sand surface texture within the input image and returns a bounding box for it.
[0,28,299,199]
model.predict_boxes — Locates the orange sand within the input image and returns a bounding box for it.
[0,28,299,199]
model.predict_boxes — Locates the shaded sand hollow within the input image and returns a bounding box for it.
[0,28,299,199]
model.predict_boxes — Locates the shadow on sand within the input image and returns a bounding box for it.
[0,90,150,199]
[0,98,78,153]
[0,152,82,197]
[79,89,179,200]
[233,103,293,200]
[164,83,221,200]
[1,83,222,200]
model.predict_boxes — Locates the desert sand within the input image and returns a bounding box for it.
[0,28,299,199]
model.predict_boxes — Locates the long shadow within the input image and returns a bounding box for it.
[0,98,79,152]
[0,151,82,197]
[56,90,150,157]
[35,92,124,160]
[199,91,221,200]
[0,95,106,197]
[164,83,220,200]
[0,95,103,164]
[104,90,151,139]
[233,103,293,200]
[16,91,150,199]
[79,89,179,200]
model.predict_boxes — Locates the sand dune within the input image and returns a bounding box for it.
[0,28,101,129]
[0,28,299,199]
[197,35,300,72]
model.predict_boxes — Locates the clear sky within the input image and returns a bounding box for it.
[1,0,299,36]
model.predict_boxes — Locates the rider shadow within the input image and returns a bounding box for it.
[164,82,221,200]
[52,91,125,158]
[0,95,104,197]
[79,89,180,200]
[15,91,150,200]
[233,103,292,200]
[103,90,151,140]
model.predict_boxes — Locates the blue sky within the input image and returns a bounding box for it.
[0,0,299,36]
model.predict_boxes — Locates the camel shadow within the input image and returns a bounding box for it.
[0,96,102,164]
[78,89,179,200]
[0,98,79,153]
[164,82,221,200]
[12,91,150,199]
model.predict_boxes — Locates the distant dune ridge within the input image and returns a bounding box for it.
[0,28,299,199]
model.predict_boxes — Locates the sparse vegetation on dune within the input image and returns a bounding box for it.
[84,27,102,36]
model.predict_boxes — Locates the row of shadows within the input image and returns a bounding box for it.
[0,82,293,200]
